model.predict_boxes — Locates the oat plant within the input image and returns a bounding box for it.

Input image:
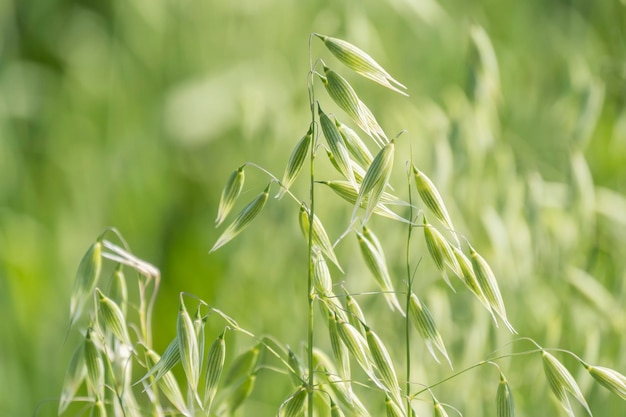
[57,31,625,417]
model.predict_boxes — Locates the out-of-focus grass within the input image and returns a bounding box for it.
[1,0,624,416]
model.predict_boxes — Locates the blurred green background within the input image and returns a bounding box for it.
[1,0,625,416]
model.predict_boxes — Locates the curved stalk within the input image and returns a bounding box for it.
[411,350,541,398]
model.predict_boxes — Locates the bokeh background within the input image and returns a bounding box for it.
[1,0,625,416]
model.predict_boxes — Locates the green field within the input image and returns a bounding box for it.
[1,1,625,416]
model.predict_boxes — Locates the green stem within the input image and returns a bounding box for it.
[412,350,540,398]
[145,274,159,347]
[404,138,420,414]
[306,33,317,417]
[137,277,149,344]
[405,161,415,414]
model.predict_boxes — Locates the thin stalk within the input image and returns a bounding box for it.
[245,162,302,204]
[405,160,415,414]
[145,274,160,347]
[411,350,541,398]
[137,277,149,345]
[306,32,317,417]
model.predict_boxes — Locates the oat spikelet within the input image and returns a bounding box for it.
[337,120,374,165]
[356,229,404,314]
[278,386,307,417]
[145,348,189,416]
[193,309,206,372]
[59,344,86,414]
[177,300,200,390]
[299,204,342,271]
[353,140,395,224]
[312,348,371,417]
[326,309,352,391]
[321,66,387,145]
[319,180,409,223]
[277,129,312,199]
[313,248,333,296]
[223,343,261,387]
[319,104,357,186]
[203,331,226,412]
[321,67,364,130]
[451,245,495,320]
[541,350,591,417]
[385,394,405,417]
[330,399,347,417]
[90,397,106,417]
[226,372,256,414]
[583,363,626,400]
[287,346,306,385]
[413,165,460,247]
[423,218,461,289]
[69,240,102,327]
[335,315,386,391]
[346,294,367,335]
[215,165,245,226]
[84,327,104,397]
[469,245,516,333]
[136,337,180,387]
[210,183,270,252]
[314,34,408,96]
[96,288,131,346]
[497,372,515,417]
[434,398,450,417]
[365,325,403,410]
[408,293,452,368]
